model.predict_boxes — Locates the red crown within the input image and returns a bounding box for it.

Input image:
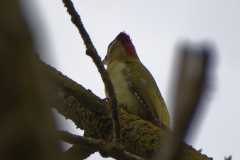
[115,32,137,58]
[115,32,131,43]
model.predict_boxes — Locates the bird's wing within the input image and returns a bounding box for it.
[123,62,170,127]
[122,63,158,114]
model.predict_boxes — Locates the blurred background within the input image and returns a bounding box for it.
[20,0,240,159]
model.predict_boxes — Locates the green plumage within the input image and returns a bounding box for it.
[104,32,170,128]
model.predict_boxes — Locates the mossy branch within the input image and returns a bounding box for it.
[39,60,212,160]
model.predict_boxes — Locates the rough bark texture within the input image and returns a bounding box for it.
[39,60,212,160]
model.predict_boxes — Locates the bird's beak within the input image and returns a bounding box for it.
[102,55,107,65]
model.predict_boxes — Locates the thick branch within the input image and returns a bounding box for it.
[39,60,212,160]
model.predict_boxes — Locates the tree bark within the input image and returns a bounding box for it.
[39,60,212,160]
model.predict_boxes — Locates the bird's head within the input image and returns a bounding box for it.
[103,32,140,66]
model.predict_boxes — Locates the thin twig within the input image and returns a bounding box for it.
[59,131,146,160]
[62,0,121,144]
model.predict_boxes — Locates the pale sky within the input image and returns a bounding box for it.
[20,0,240,159]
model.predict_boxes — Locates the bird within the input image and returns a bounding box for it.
[103,32,170,128]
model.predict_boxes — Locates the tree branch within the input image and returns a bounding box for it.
[157,44,214,160]
[62,0,121,144]
[39,60,212,160]
[59,131,146,160]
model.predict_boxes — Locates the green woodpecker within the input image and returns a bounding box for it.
[103,32,170,128]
